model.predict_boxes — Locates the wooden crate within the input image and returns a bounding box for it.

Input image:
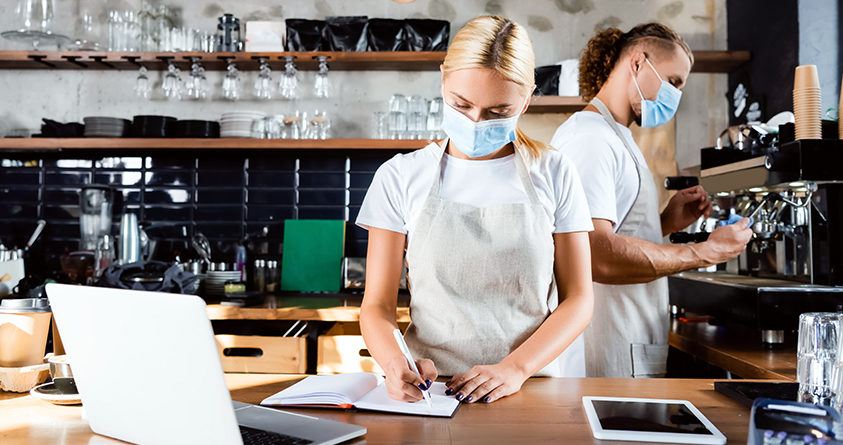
[317,334,383,374]
[215,334,306,374]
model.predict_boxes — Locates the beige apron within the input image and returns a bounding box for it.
[584,98,669,378]
[404,141,584,378]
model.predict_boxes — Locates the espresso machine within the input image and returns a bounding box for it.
[668,136,843,346]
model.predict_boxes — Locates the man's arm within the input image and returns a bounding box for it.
[589,218,753,284]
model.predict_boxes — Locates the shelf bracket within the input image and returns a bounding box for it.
[26,54,55,69]
[61,55,88,69]
[121,55,144,68]
[90,56,115,69]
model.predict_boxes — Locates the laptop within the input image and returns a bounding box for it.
[45,283,366,445]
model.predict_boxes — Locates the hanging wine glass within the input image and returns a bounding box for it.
[313,56,330,98]
[185,60,208,100]
[279,56,298,100]
[222,62,241,101]
[253,58,273,100]
[162,61,184,100]
[134,66,151,99]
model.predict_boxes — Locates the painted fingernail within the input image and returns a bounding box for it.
[425,379,432,389]
[445,388,453,395]
[482,396,491,403]
[456,393,464,400]
[465,396,473,403]
[418,383,427,391]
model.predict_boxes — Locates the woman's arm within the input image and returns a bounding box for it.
[359,227,437,402]
[446,231,594,403]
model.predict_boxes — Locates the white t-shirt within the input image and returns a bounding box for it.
[550,110,648,230]
[356,142,594,238]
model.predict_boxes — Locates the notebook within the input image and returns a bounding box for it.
[260,373,460,418]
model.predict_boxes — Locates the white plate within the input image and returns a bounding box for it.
[30,381,82,405]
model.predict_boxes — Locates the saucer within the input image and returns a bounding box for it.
[30,381,82,405]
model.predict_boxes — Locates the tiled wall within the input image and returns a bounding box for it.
[0,149,397,272]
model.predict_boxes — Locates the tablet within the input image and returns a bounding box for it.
[582,396,727,444]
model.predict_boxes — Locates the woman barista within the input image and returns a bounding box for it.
[357,16,594,404]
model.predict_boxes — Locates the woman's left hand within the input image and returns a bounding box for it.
[445,362,527,404]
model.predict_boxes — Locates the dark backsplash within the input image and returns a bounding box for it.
[0,149,398,274]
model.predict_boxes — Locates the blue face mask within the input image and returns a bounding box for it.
[633,58,682,128]
[440,100,522,158]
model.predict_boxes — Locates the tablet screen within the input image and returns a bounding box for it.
[592,400,714,435]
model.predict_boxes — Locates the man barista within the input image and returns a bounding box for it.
[550,23,753,377]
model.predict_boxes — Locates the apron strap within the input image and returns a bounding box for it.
[426,138,541,206]
[590,97,644,229]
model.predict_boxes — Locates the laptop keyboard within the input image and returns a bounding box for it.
[239,425,314,445]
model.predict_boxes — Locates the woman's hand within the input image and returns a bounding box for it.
[384,355,438,403]
[445,362,527,404]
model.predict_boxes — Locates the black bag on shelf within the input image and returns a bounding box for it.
[403,19,450,51]
[323,16,368,51]
[534,65,561,96]
[366,18,406,51]
[285,19,327,51]
[39,119,84,137]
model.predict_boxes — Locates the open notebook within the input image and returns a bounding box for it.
[260,373,460,418]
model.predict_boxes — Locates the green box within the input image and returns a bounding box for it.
[280,219,346,292]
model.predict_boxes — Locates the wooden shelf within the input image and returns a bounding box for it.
[0,50,446,71]
[0,137,429,152]
[692,50,751,73]
[0,49,749,72]
[526,95,587,113]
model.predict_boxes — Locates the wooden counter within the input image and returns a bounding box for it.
[205,294,412,323]
[1,374,753,444]
[669,319,797,381]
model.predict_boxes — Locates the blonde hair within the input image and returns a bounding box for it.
[442,16,550,159]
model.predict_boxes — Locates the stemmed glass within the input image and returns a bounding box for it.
[134,66,151,99]
[279,56,298,100]
[185,60,208,100]
[162,61,183,100]
[222,62,241,101]
[254,58,273,100]
[314,56,330,98]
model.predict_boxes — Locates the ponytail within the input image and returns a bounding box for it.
[578,23,694,102]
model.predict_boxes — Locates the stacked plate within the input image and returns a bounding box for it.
[202,270,243,297]
[174,120,221,138]
[83,117,131,138]
[793,65,821,140]
[132,115,177,138]
[220,111,266,138]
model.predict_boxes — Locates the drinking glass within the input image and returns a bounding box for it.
[135,66,151,99]
[282,112,302,139]
[254,58,273,100]
[388,94,408,139]
[372,112,389,139]
[427,97,444,139]
[314,56,330,98]
[185,62,208,100]
[162,62,183,100]
[122,11,139,51]
[798,312,843,407]
[279,56,298,100]
[222,62,241,101]
[107,10,124,51]
[311,110,331,140]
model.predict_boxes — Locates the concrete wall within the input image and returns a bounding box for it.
[0,0,728,170]
[798,0,840,114]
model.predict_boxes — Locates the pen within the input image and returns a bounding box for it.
[392,328,432,409]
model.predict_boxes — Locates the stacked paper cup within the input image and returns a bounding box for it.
[793,65,821,140]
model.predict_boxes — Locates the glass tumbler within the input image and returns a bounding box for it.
[798,312,843,407]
